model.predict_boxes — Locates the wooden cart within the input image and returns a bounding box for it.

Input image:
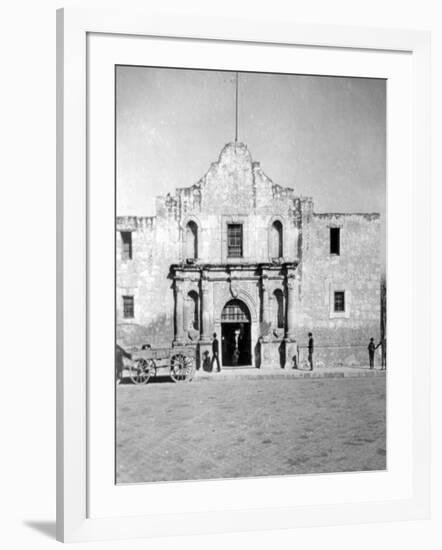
[128,345,196,384]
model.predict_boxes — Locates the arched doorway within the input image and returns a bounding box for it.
[221,299,252,366]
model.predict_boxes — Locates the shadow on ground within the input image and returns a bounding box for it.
[24,520,56,539]
[119,375,174,385]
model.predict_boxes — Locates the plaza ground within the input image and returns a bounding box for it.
[116,373,386,484]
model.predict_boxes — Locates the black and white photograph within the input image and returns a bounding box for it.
[115,66,387,484]
[1,0,437,545]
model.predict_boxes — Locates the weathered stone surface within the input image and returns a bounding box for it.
[296,212,381,366]
[117,142,382,369]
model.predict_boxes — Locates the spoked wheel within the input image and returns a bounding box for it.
[170,354,195,383]
[184,356,196,382]
[129,358,154,385]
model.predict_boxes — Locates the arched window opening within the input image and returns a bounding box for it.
[221,300,251,322]
[271,220,283,259]
[188,290,199,330]
[274,289,284,329]
[185,221,198,260]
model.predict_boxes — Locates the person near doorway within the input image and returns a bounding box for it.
[308,332,314,371]
[211,332,221,372]
[292,339,299,369]
[368,337,376,369]
[232,328,240,365]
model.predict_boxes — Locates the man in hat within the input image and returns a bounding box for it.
[211,332,221,372]
[368,337,376,369]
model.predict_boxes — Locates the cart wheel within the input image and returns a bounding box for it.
[130,358,153,385]
[170,354,194,382]
[184,355,196,382]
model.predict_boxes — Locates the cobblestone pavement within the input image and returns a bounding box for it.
[116,377,386,484]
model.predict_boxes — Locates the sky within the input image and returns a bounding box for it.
[116,66,386,242]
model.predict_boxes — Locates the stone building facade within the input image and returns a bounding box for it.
[117,142,381,368]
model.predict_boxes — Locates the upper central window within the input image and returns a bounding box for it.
[334,291,345,312]
[227,224,243,258]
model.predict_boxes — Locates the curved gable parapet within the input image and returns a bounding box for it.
[199,142,255,214]
[271,182,295,200]
[155,142,299,219]
[155,182,202,222]
[217,141,253,165]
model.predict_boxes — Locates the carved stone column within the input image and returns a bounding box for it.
[174,280,185,344]
[261,278,269,324]
[201,273,211,341]
[284,269,300,368]
[183,295,191,333]
[268,293,275,326]
[286,271,298,341]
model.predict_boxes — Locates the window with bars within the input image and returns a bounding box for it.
[221,300,250,322]
[121,231,133,260]
[334,291,345,312]
[227,224,243,257]
[122,295,134,318]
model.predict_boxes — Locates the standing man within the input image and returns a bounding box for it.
[308,332,314,371]
[211,332,221,372]
[292,338,299,369]
[368,337,376,369]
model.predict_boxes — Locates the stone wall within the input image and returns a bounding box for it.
[116,142,301,352]
[296,213,381,366]
[116,142,382,368]
[116,215,176,347]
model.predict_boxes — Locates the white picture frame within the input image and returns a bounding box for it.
[56,7,431,543]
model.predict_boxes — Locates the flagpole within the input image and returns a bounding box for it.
[235,72,239,143]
